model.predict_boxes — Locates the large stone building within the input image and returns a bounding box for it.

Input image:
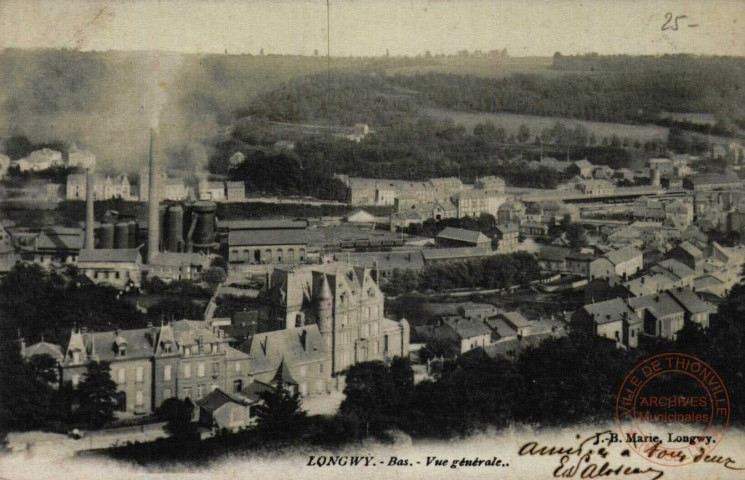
[256,262,410,374]
[60,321,250,416]
[67,173,131,201]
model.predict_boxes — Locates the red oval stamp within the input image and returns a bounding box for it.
[615,353,729,467]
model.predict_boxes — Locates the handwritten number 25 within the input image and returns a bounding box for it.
[662,12,687,31]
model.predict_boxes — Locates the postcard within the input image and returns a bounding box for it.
[0,1,744,479]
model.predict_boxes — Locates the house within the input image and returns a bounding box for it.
[628,292,686,341]
[648,158,674,177]
[566,252,594,276]
[520,222,549,237]
[163,178,189,201]
[665,200,693,226]
[196,388,252,431]
[148,252,212,282]
[435,227,491,250]
[255,263,410,375]
[650,259,697,288]
[684,172,742,191]
[668,287,716,329]
[572,298,642,348]
[577,179,615,195]
[589,245,643,281]
[567,159,594,178]
[665,242,704,270]
[430,317,493,355]
[536,246,571,272]
[66,174,131,201]
[14,227,84,265]
[633,198,666,221]
[497,201,526,225]
[199,180,226,202]
[495,311,531,336]
[77,248,143,289]
[226,182,245,202]
[495,224,520,253]
[59,321,250,416]
[452,189,505,219]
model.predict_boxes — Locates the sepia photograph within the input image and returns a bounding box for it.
[0,1,744,479]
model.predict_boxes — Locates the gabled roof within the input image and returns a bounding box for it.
[573,159,593,169]
[436,227,489,245]
[241,325,327,376]
[498,311,531,329]
[441,317,492,339]
[668,287,716,315]
[582,298,640,325]
[604,245,643,265]
[240,381,274,403]
[629,292,685,318]
[653,259,696,280]
[196,388,247,412]
[672,241,704,259]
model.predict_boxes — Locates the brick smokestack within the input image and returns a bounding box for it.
[147,129,159,264]
[85,168,95,249]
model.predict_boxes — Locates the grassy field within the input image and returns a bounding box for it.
[421,107,669,142]
[386,56,560,79]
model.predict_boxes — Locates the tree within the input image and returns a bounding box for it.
[202,266,227,290]
[341,361,397,437]
[77,361,118,429]
[565,223,589,250]
[158,397,199,441]
[589,133,597,146]
[517,124,531,143]
[254,386,308,440]
[0,342,55,431]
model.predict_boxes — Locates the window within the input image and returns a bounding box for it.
[184,387,192,399]
[163,388,172,399]
[72,374,80,389]
[136,366,144,383]
[233,380,243,393]
[164,365,172,381]
[135,391,144,406]
[115,271,120,279]
[235,362,241,373]
[198,362,205,377]
[118,368,126,384]
[72,351,80,364]
[299,365,307,376]
[197,385,204,399]
[184,347,190,356]
[320,363,324,374]
[211,362,219,378]
[183,363,191,379]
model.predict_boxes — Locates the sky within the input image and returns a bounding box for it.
[0,0,743,57]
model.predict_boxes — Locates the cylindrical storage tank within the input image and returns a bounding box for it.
[127,220,137,248]
[100,223,115,249]
[114,222,129,249]
[191,201,217,249]
[158,205,167,253]
[167,205,184,252]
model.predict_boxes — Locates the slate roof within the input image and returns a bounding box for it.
[604,245,643,265]
[674,241,704,259]
[196,389,247,412]
[436,227,489,245]
[582,298,641,325]
[668,287,716,315]
[442,318,492,339]
[78,248,141,263]
[241,325,327,376]
[483,318,518,339]
[228,229,310,247]
[629,292,685,318]
[498,311,531,329]
[219,219,308,230]
[653,259,697,280]
[35,228,84,252]
[239,381,274,403]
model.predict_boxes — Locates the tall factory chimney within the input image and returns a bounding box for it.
[147,129,160,264]
[84,168,95,250]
